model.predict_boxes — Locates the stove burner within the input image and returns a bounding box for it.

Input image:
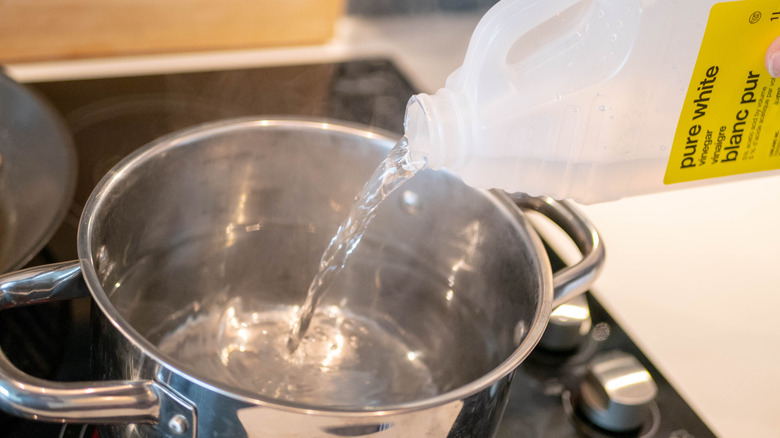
[66,93,237,211]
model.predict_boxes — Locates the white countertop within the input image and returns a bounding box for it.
[7,11,780,438]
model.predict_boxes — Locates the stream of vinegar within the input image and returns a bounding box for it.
[286,138,426,352]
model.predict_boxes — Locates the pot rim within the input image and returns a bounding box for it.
[78,117,554,415]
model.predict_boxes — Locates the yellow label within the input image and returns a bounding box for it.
[665,0,780,184]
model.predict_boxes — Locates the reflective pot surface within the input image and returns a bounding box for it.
[0,119,604,437]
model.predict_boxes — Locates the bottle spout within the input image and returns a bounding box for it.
[404,90,470,171]
[404,94,438,169]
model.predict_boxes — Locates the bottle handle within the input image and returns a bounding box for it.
[450,0,641,111]
[450,0,582,93]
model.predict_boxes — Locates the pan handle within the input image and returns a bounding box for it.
[0,261,195,435]
[506,192,606,308]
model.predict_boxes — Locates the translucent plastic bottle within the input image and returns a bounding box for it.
[404,0,780,203]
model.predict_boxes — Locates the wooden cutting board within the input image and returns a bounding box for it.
[0,0,344,62]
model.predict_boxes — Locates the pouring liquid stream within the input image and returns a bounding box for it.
[287,138,426,353]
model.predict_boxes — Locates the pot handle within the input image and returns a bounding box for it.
[0,261,195,434]
[507,192,606,308]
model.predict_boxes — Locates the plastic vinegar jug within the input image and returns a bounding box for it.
[404,0,780,203]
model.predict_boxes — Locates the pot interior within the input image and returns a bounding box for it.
[84,119,548,409]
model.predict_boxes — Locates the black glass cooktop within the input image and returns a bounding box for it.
[1,59,717,437]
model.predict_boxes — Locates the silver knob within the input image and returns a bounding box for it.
[538,293,591,351]
[579,351,658,432]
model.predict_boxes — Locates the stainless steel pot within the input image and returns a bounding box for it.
[0,118,604,437]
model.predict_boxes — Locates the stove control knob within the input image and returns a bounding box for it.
[579,351,658,432]
[538,293,591,351]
